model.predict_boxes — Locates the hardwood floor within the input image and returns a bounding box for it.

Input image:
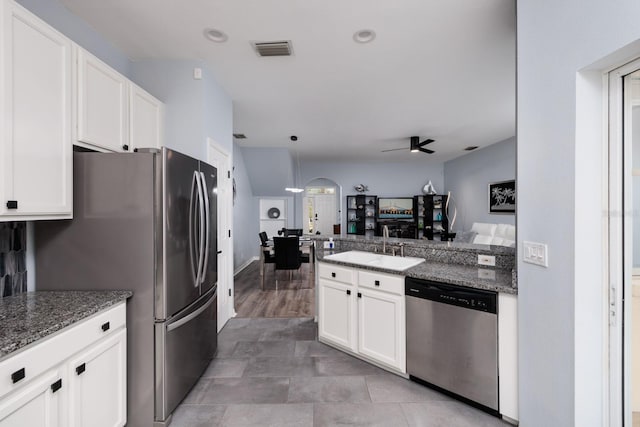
[234,260,314,318]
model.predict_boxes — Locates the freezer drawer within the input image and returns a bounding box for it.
[154,287,217,422]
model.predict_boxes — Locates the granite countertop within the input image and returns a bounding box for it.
[0,290,133,359]
[316,248,516,295]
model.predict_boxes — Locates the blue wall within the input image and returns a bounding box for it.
[233,144,259,271]
[15,0,132,77]
[132,60,232,162]
[443,137,516,231]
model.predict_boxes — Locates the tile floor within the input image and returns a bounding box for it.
[171,317,511,427]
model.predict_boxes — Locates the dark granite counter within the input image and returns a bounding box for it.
[0,290,132,359]
[316,248,516,295]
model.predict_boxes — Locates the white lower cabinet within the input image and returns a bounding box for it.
[318,278,355,351]
[0,367,65,427]
[0,303,127,427]
[68,329,126,427]
[318,262,406,373]
[357,288,405,372]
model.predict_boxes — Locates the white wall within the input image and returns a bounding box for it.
[443,137,516,231]
[519,0,640,425]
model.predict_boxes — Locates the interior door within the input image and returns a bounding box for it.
[161,148,201,319]
[207,139,233,330]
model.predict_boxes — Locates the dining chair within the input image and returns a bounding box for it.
[273,236,302,286]
[259,232,275,290]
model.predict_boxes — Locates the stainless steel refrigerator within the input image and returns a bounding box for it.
[35,147,218,427]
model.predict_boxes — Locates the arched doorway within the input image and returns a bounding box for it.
[302,178,341,235]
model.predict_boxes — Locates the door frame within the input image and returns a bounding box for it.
[207,138,235,330]
[607,57,640,427]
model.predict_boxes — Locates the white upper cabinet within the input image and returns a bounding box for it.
[77,48,129,152]
[129,83,163,151]
[0,0,73,220]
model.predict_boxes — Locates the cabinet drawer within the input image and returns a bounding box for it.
[358,270,404,295]
[0,302,125,399]
[318,263,354,284]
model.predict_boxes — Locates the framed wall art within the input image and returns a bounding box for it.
[489,180,516,214]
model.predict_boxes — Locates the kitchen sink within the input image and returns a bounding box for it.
[324,250,425,271]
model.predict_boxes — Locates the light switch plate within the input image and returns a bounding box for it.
[478,254,496,267]
[523,241,548,267]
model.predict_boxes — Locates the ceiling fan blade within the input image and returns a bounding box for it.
[421,139,435,146]
[418,147,435,154]
[381,147,407,152]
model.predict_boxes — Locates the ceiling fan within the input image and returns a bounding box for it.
[381,136,435,154]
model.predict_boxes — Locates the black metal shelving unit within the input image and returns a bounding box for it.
[346,195,377,236]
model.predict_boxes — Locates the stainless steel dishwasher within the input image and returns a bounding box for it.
[405,277,499,415]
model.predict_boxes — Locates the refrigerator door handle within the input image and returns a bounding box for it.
[188,171,200,287]
[198,172,210,284]
[195,171,206,287]
[166,290,216,332]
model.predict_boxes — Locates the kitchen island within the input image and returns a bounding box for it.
[312,234,518,423]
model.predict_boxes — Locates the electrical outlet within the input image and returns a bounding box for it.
[478,269,496,280]
[478,254,496,267]
[523,241,548,267]
[193,67,202,80]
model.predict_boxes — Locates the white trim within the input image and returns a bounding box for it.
[206,138,234,331]
[234,256,259,276]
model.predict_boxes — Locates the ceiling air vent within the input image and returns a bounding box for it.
[252,41,293,57]
[233,133,247,139]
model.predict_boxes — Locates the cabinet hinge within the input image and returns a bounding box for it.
[227,171,231,178]
[228,289,231,297]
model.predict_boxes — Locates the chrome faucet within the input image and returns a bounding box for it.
[382,225,389,253]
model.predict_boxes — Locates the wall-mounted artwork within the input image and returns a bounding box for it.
[489,180,516,214]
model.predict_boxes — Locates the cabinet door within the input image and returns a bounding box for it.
[0,367,65,427]
[318,278,355,351]
[77,48,128,152]
[0,1,72,219]
[130,83,162,151]
[68,329,126,427]
[358,288,405,372]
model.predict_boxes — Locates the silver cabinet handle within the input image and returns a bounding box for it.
[167,291,216,332]
[199,172,210,284]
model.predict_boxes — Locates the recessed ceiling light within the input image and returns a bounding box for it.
[203,28,228,43]
[353,29,376,44]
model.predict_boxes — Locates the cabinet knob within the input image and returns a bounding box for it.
[375,280,380,287]
[346,289,351,295]
[76,363,86,375]
[6,200,18,210]
[50,379,62,393]
[122,144,129,151]
[357,292,362,298]
[101,322,110,332]
[331,272,336,278]
[11,368,25,384]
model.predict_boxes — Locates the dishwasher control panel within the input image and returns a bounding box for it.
[405,278,497,314]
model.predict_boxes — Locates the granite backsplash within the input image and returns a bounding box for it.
[0,222,27,298]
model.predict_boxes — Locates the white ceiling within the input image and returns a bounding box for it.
[60,0,516,162]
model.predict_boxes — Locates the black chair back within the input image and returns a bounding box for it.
[273,236,301,270]
[259,231,269,246]
[284,228,303,237]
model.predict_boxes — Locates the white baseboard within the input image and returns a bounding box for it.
[234,256,259,276]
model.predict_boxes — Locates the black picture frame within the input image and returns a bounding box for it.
[489,180,516,214]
